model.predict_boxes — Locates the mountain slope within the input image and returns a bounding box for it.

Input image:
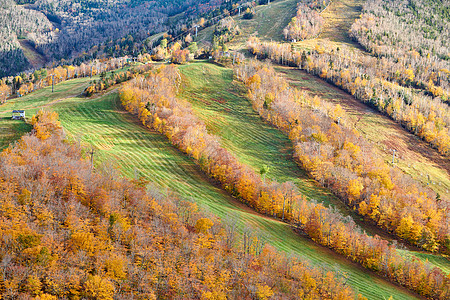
[0,73,421,299]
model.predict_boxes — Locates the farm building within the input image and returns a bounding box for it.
[12,110,25,120]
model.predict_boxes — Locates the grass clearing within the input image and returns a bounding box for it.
[0,65,137,150]
[0,74,420,299]
[196,0,299,50]
[179,62,345,206]
[292,0,366,52]
[0,77,92,150]
[19,40,47,69]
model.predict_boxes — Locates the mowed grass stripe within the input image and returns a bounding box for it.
[0,65,137,150]
[0,75,420,299]
[60,99,230,202]
[60,105,184,187]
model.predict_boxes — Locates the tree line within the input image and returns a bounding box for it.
[119,64,450,299]
[0,109,356,299]
[247,38,450,155]
[0,56,141,103]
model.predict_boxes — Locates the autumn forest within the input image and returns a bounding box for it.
[0,0,449,299]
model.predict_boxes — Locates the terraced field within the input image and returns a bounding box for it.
[0,76,420,299]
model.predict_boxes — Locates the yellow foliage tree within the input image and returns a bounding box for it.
[347,179,364,204]
[256,285,274,300]
[83,276,114,300]
[195,218,214,234]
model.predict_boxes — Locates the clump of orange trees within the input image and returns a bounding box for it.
[0,110,356,299]
[120,64,450,299]
[247,37,450,155]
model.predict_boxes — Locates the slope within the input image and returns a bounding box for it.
[177,61,450,272]
[275,66,450,198]
[196,0,299,50]
[0,76,93,151]
[198,0,450,231]
[0,76,419,300]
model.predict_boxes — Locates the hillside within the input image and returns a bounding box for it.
[194,0,449,246]
[1,0,450,298]
[1,67,428,299]
[0,0,239,77]
[190,0,450,271]
[2,110,363,299]
[242,0,450,195]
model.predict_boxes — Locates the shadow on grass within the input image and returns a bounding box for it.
[0,117,33,150]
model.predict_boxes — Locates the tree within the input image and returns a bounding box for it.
[188,42,198,55]
[195,218,214,234]
[83,276,114,300]
[260,165,270,181]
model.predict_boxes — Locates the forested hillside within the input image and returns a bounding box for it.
[2,0,450,298]
[0,110,357,299]
[0,0,241,77]
[350,0,450,101]
[0,0,53,77]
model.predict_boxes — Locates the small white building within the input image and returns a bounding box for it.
[12,110,25,120]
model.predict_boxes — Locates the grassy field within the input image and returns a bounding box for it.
[0,75,422,299]
[178,62,389,231]
[196,0,299,50]
[0,76,93,151]
[0,65,137,151]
